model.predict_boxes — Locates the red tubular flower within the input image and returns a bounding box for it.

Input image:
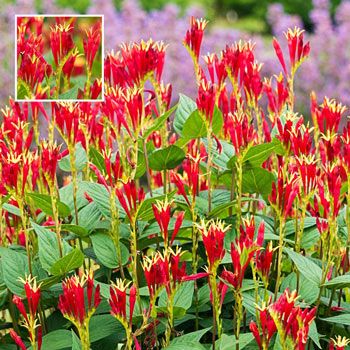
[129,285,137,327]
[13,294,29,323]
[90,79,102,99]
[50,23,75,67]
[273,37,288,77]
[263,74,289,121]
[20,275,41,319]
[197,219,230,270]
[294,156,317,196]
[290,124,313,157]
[102,149,123,189]
[52,102,80,144]
[40,141,61,187]
[119,40,167,86]
[255,242,274,282]
[170,171,191,207]
[226,112,255,155]
[59,270,101,326]
[115,179,145,223]
[285,28,310,73]
[250,300,277,350]
[152,200,185,247]
[11,275,42,349]
[62,48,80,80]
[183,16,208,61]
[169,247,187,289]
[330,336,350,350]
[182,153,203,204]
[196,80,217,127]
[269,170,299,219]
[222,41,255,87]
[273,28,309,77]
[321,165,343,219]
[239,217,265,248]
[83,26,101,71]
[123,87,143,136]
[159,83,172,110]
[9,330,27,350]
[17,54,51,94]
[203,53,228,87]
[152,199,171,244]
[243,61,263,105]
[109,279,131,324]
[269,289,316,350]
[89,162,110,192]
[227,217,265,290]
[314,97,347,135]
[170,211,185,246]
[142,251,170,300]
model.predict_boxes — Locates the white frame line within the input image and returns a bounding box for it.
[15,14,105,102]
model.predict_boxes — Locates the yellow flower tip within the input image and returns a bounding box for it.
[111,278,131,292]
[332,336,350,347]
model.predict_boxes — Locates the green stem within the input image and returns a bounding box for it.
[207,130,213,213]
[143,139,153,197]
[274,219,284,301]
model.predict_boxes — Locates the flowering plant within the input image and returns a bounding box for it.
[1,14,350,350]
[16,16,102,100]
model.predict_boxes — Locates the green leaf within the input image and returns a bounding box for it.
[70,76,86,90]
[59,143,87,172]
[183,110,207,138]
[241,167,275,196]
[308,322,322,349]
[173,94,197,137]
[89,147,107,173]
[322,314,350,326]
[183,106,223,139]
[165,342,206,350]
[242,139,278,167]
[322,274,350,289]
[40,330,72,350]
[0,247,46,295]
[135,149,147,179]
[2,203,21,216]
[32,222,73,272]
[59,85,79,99]
[159,281,194,310]
[148,145,185,171]
[202,138,235,169]
[170,327,211,344]
[89,314,126,342]
[59,224,89,237]
[90,233,129,269]
[157,305,186,319]
[59,180,89,213]
[85,182,116,219]
[77,202,102,232]
[27,193,71,217]
[71,331,82,350]
[285,248,322,286]
[50,248,84,275]
[218,333,255,350]
[143,103,178,139]
[38,275,63,291]
[281,272,319,304]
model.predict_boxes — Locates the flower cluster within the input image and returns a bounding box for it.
[16,16,102,100]
[1,8,350,350]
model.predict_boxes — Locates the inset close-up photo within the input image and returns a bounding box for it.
[16,15,103,101]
